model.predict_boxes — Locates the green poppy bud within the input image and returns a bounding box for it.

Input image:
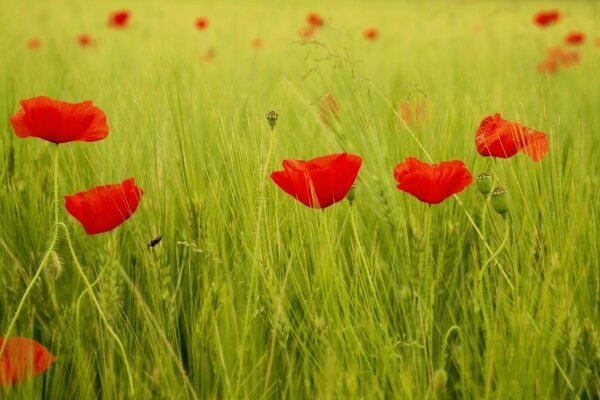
[43,250,63,280]
[346,184,357,205]
[432,368,448,391]
[490,187,509,215]
[266,110,279,130]
[476,173,492,196]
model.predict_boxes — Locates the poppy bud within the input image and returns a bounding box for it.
[490,187,509,215]
[346,184,357,205]
[432,368,448,391]
[43,250,63,280]
[476,173,492,196]
[266,110,279,130]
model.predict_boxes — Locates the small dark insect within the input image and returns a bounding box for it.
[147,235,162,248]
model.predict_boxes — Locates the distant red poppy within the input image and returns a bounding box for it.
[594,38,600,48]
[307,12,324,27]
[533,10,560,27]
[320,94,339,126]
[475,113,548,162]
[108,10,130,28]
[565,32,585,45]
[76,34,93,47]
[362,28,378,40]
[65,178,144,235]
[393,157,473,205]
[536,58,557,74]
[27,38,42,49]
[195,17,208,30]
[0,337,55,387]
[251,38,263,48]
[271,153,362,208]
[399,100,427,126]
[299,26,316,39]
[199,48,216,62]
[10,96,109,144]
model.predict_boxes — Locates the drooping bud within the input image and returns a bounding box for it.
[490,187,510,216]
[432,368,448,391]
[266,110,279,130]
[476,173,492,196]
[346,184,357,205]
[43,250,64,280]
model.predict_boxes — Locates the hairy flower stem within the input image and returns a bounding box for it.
[237,122,276,394]
[0,147,62,360]
[480,198,489,261]
[58,222,135,396]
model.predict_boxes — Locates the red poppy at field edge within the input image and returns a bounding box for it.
[0,337,55,387]
[65,178,144,235]
[533,10,560,27]
[27,38,41,49]
[394,157,473,205]
[9,96,109,144]
[307,12,324,27]
[475,113,548,162]
[77,34,93,47]
[271,153,362,208]
[363,28,379,40]
[195,17,208,30]
[108,10,130,28]
[565,32,585,45]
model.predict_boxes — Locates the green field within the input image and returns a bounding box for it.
[1,0,600,398]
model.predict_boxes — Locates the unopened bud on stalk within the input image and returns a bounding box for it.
[490,187,510,216]
[346,184,357,205]
[43,250,63,280]
[266,110,279,130]
[432,368,448,391]
[476,173,492,196]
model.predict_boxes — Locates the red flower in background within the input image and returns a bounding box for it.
[475,113,548,162]
[363,28,379,40]
[399,100,427,127]
[77,34,93,47]
[271,153,362,208]
[27,38,42,49]
[307,12,324,27]
[537,58,558,74]
[108,10,130,28]
[320,94,339,126]
[547,47,581,66]
[393,157,472,205]
[65,178,144,235]
[251,38,264,48]
[10,96,109,144]
[0,337,55,387]
[533,10,560,27]
[594,38,600,48]
[299,26,316,39]
[565,32,585,45]
[195,17,209,30]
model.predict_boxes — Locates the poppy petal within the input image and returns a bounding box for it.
[0,337,55,387]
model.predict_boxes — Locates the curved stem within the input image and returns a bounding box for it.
[481,216,510,273]
[0,225,60,359]
[438,325,461,369]
[58,222,135,396]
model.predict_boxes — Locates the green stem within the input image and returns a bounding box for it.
[53,145,60,224]
[438,325,461,369]
[238,123,276,393]
[58,222,135,396]
[480,197,488,262]
[0,224,60,359]
[481,216,510,273]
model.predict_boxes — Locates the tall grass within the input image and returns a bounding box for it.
[1,0,599,398]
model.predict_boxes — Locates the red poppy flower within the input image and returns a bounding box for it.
[0,337,55,387]
[65,178,144,235]
[27,38,42,49]
[399,100,427,126]
[108,10,130,28]
[195,17,208,30]
[594,38,600,48]
[9,96,109,144]
[320,94,339,126]
[475,113,548,162]
[299,26,316,39]
[393,157,473,205]
[251,38,264,48]
[363,28,378,40]
[307,12,324,27]
[76,34,93,47]
[271,153,362,208]
[533,10,560,27]
[565,32,585,45]
[536,58,557,74]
